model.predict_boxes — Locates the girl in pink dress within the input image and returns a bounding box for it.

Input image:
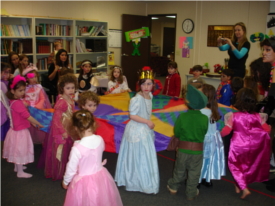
[62,109,123,206]
[22,65,52,144]
[44,74,78,180]
[3,75,43,178]
[23,65,52,110]
[221,87,271,199]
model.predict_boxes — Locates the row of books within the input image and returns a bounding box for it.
[75,25,106,36]
[36,39,72,53]
[37,57,48,70]
[1,24,31,37]
[75,39,88,53]
[35,24,72,36]
[1,39,32,54]
[37,55,73,71]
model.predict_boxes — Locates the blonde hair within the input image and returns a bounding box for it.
[78,91,100,108]
[231,22,248,50]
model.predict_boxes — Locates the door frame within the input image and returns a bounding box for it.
[148,14,177,57]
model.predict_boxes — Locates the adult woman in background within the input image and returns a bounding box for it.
[48,49,72,103]
[217,22,250,78]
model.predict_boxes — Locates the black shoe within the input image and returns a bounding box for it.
[204,181,213,187]
[197,183,201,189]
[266,185,275,192]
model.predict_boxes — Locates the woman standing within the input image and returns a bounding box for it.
[48,49,72,103]
[217,22,250,78]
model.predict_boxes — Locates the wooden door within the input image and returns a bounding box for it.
[121,14,151,91]
[163,27,175,57]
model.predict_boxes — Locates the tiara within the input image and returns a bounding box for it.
[138,66,154,80]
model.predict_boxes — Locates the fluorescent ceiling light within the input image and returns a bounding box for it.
[151,17,159,20]
[166,16,176,18]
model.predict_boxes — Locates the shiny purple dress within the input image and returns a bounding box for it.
[228,112,270,190]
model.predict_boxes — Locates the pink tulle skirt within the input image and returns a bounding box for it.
[64,167,123,206]
[3,128,34,164]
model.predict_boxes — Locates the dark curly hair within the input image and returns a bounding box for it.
[235,88,256,113]
[58,73,78,94]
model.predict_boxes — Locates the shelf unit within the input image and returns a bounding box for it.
[1,16,108,73]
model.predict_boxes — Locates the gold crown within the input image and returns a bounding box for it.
[139,70,154,80]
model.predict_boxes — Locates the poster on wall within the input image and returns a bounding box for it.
[179,37,193,58]
[266,13,275,36]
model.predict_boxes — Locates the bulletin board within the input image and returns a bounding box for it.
[108,29,122,48]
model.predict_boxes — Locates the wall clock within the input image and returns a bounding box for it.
[182,18,194,34]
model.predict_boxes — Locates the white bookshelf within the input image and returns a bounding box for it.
[1,16,108,73]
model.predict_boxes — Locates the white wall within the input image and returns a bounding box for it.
[2,1,270,83]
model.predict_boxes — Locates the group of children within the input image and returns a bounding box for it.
[1,48,272,204]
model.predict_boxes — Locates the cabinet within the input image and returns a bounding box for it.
[1,16,108,73]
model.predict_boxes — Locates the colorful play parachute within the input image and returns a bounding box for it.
[29,92,236,153]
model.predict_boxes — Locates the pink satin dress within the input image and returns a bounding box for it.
[228,112,270,190]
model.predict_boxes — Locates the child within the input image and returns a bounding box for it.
[162,61,181,97]
[78,91,116,153]
[230,76,244,106]
[22,65,52,144]
[167,84,208,200]
[221,87,271,199]
[1,62,12,141]
[115,67,159,194]
[22,65,52,109]
[105,65,131,94]
[249,57,271,101]
[14,54,29,76]
[54,41,62,54]
[135,67,163,95]
[44,74,78,180]
[62,110,123,206]
[216,69,234,106]
[77,60,97,94]
[3,75,43,178]
[187,65,206,86]
[8,51,20,75]
[198,84,226,187]
[243,76,259,100]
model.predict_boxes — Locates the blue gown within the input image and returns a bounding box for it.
[115,92,159,194]
[199,108,226,182]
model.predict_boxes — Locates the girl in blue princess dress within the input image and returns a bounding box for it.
[199,84,226,187]
[115,66,159,194]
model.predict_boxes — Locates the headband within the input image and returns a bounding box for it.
[22,64,38,76]
[10,75,26,89]
[26,73,35,79]
[81,61,92,66]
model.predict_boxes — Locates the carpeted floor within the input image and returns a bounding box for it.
[1,143,275,206]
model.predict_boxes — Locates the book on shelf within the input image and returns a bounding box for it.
[37,57,48,70]
[36,24,71,36]
[0,24,31,37]
[1,39,31,54]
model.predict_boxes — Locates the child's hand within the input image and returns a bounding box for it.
[127,89,132,92]
[146,120,155,129]
[62,132,68,139]
[23,100,29,107]
[62,181,68,189]
[31,122,44,129]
